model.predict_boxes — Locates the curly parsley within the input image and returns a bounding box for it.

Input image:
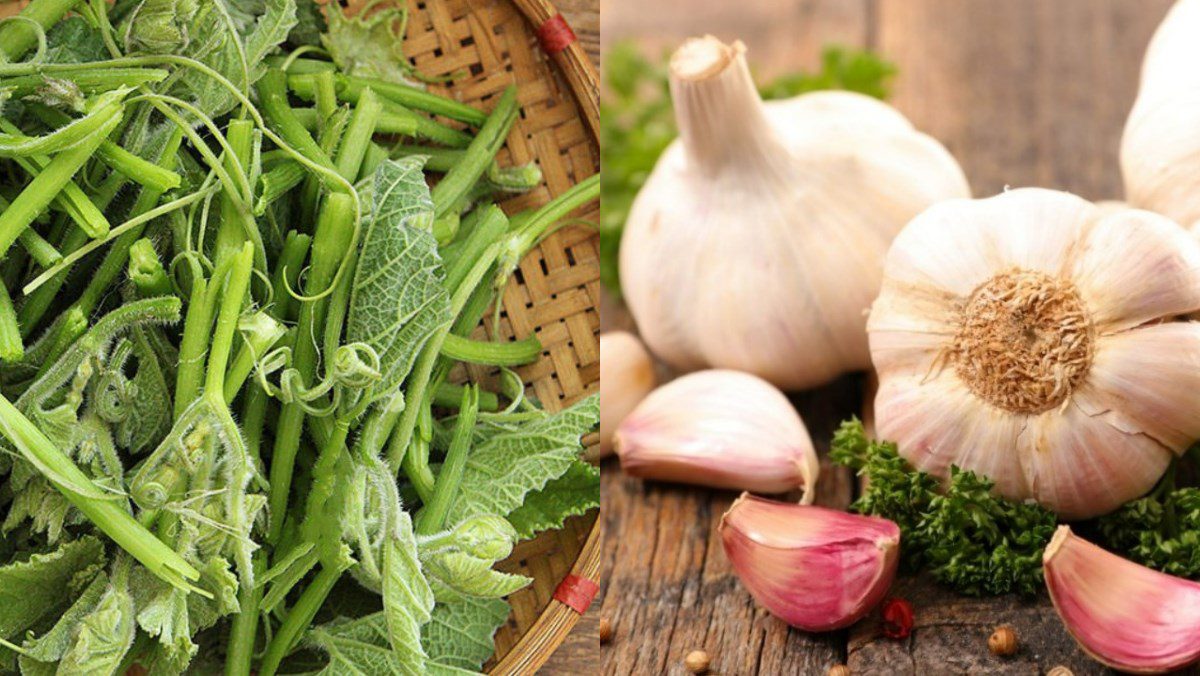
[831,419,1057,597]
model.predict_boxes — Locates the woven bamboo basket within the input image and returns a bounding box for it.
[0,0,601,671]
[390,0,602,671]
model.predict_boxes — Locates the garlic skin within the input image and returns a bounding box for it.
[597,332,657,461]
[614,370,818,498]
[719,493,899,632]
[1121,0,1200,231]
[619,36,969,391]
[869,188,1200,519]
[1044,526,1200,674]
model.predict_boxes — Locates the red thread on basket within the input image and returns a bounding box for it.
[536,14,576,56]
[553,574,599,614]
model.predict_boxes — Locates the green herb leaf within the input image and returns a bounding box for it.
[0,536,106,644]
[321,3,421,86]
[346,157,451,409]
[381,512,435,673]
[421,596,509,671]
[444,395,599,527]
[506,460,600,540]
[832,419,1056,597]
[306,612,417,675]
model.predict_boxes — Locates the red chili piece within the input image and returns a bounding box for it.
[881,597,914,639]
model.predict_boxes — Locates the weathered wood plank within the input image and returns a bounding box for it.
[878,0,1172,200]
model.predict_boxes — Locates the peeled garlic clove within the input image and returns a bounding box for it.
[596,332,657,461]
[614,370,818,497]
[719,493,899,631]
[1044,526,1200,674]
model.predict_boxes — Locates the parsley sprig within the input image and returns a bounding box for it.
[831,419,1057,597]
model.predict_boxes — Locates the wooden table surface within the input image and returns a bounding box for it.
[599,1,1185,674]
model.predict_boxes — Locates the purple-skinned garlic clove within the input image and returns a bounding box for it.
[614,370,818,498]
[719,493,900,632]
[1044,525,1200,674]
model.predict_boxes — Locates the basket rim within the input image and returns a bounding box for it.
[487,0,600,672]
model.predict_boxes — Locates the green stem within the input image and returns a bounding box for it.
[257,69,343,193]
[74,125,185,317]
[127,238,172,298]
[334,87,381,182]
[275,58,487,126]
[224,552,265,676]
[440,333,542,366]
[28,104,181,192]
[5,68,167,93]
[291,106,417,139]
[287,74,471,147]
[269,231,312,322]
[0,0,83,62]
[0,112,116,256]
[0,281,22,363]
[174,275,216,419]
[0,118,113,241]
[224,318,287,404]
[0,394,202,591]
[214,119,256,264]
[416,386,478,533]
[431,86,518,218]
[257,560,347,676]
[17,227,61,267]
[266,193,355,542]
[205,243,255,397]
[433,382,499,412]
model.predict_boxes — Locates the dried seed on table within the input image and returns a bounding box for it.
[599,617,612,645]
[988,625,1017,656]
[684,650,710,674]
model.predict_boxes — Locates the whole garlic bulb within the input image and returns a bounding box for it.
[1121,0,1200,230]
[869,188,1200,519]
[597,332,657,460]
[619,35,970,390]
[614,370,819,498]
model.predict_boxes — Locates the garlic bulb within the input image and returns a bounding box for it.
[597,332,657,461]
[619,35,970,390]
[719,493,899,632]
[1121,0,1200,231]
[869,188,1200,519]
[614,370,818,498]
[1044,526,1200,673]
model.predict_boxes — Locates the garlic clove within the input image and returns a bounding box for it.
[1071,208,1200,333]
[1044,526,1200,674]
[874,371,1030,501]
[597,332,657,461]
[614,370,818,498]
[1121,0,1200,231]
[1074,323,1200,451]
[1012,400,1171,520]
[719,493,899,632]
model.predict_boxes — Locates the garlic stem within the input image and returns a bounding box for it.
[669,36,778,176]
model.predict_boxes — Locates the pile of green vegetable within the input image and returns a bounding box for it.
[833,419,1200,596]
[0,1,599,674]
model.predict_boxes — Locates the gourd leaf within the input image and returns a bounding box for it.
[381,512,434,674]
[0,537,106,644]
[53,567,136,676]
[444,395,599,526]
[306,612,414,675]
[506,460,600,541]
[321,2,423,87]
[16,572,110,668]
[420,596,509,671]
[346,158,450,409]
[420,551,530,602]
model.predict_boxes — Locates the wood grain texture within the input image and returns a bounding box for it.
[601,0,1183,674]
